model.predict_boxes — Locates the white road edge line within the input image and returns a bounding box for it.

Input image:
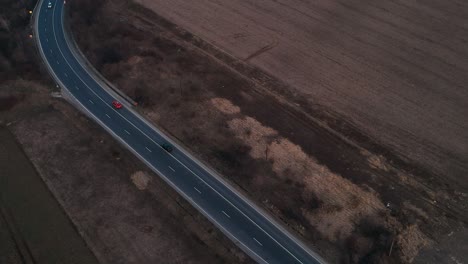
[168,166,175,172]
[253,237,263,246]
[48,4,306,263]
[194,187,202,194]
[222,210,231,218]
[145,147,152,153]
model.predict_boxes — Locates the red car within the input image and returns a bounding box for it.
[112,100,123,109]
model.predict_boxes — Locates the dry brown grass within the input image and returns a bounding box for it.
[210,98,240,115]
[228,117,276,160]
[367,155,389,172]
[222,97,431,261]
[131,171,151,190]
[397,225,430,263]
[402,202,429,221]
[228,115,385,241]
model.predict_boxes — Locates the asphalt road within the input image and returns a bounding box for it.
[34,1,325,263]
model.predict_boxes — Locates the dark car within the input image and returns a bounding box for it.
[161,143,173,153]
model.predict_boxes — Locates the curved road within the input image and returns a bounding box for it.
[34,1,325,263]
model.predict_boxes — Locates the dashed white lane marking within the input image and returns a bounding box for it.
[168,166,175,172]
[64,73,68,77]
[193,187,202,194]
[45,27,47,32]
[222,210,231,218]
[88,99,94,104]
[49,49,52,53]
[253,237,263,246]
[124,129,131,135]
[145,147,152,153]
[46,38,48,42]
[75,86,79,90]
[56,60,59,65]
[105,114,111,119]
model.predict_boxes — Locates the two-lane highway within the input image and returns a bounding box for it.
[34,1,325,263]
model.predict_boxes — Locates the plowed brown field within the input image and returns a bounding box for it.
[136,0,468,186]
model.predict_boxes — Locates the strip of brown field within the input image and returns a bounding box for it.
[134,0,468,188]
[0,126,99,264]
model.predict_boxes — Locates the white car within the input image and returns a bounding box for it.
[47,2,52,8]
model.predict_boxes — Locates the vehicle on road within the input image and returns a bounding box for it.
[161,143,173,153]
[47,1,52,8]
[112,100,122,109]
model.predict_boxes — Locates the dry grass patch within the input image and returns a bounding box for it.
[210,98,241,115]
[131,171,151,190]
[229,116,385,241]
[228,117,276,160]
[221,97,430,261]
[397,225,430,263]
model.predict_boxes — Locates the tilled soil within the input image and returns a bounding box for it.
[134,0,468,187]
[68,0,467,263]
